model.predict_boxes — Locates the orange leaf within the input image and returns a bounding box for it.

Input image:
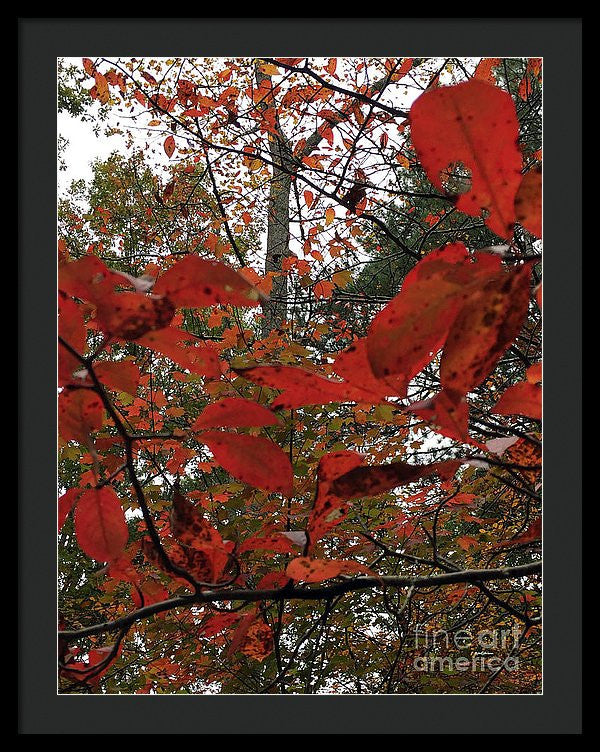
[164,135,175,158]
[514,166,542,238]
[314,280,334,299]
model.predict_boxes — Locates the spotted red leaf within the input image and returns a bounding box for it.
[240,620,273,661]
[286,557,373,583]
[366,244,502,387]
[59,255,123,304]
[330,459,462,500]
[141,537,226,584]
[74,487,128,562]
[200,431,294,496]
[440,263,533,396]
[58,388,103,444]
[410,79,522,238]
[94,292,175,340]
[169,488,229,578]
[153,255,263,308]
[308,451,365,546]
[82,57,96,77]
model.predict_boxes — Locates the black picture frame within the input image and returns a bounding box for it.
[19,17,582,734]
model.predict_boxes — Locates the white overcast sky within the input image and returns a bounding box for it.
[57,57,481,198]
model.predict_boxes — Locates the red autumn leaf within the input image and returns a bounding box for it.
[514,166,542,238]
[136,327,221,378]
[308,451,365,546]
[59,255,124,305]
[200,431,294,496]
[473,58,501,84]
[58,487,83,531]
[303,190,314,208]
[366,244,502,388]
[456,535,479,551]
[440,263,533,396]
[94,292,175,340]
[199,611,242,638]
[225,609,273,661]
[74,487,128,562]
[152,255,263,308]
[141,537,225,584]
[332,338,402,402]
[164,135,176,158]
[58,388,103,444]
[492,382,542,420]
[165,445,196,474]
[170,487,227,553]
[180,109,207,118]
[191,397,279,431]
[408,388,482,447]
[286,557,373,584]
[131,578,169,608]
[95,361,140,395]
[410,79,522,238]
[233,364,370,410]
[256,572,290,590]
[238,530,296,555]
[330,459,463,500]
[58,296,87,386]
